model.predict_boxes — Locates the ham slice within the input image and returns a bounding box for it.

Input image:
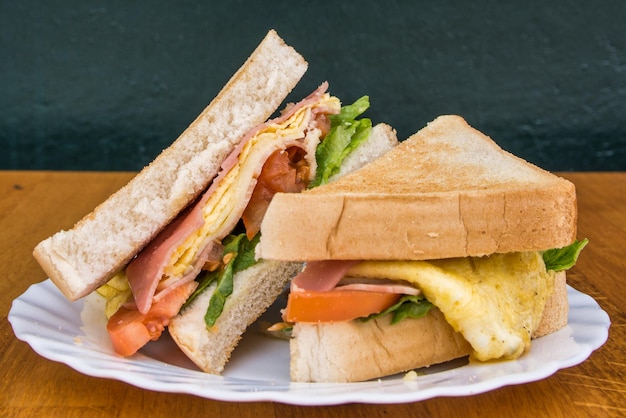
[125,208,205,314]
[220,81,331,177]
[125,82,335,315]
[291,260,421,296]
[291,260,361,292]
[152,240,223,304]
[335,282,420,296]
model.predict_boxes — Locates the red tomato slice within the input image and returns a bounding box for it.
[106,281,196,356]
[242,147,307,239]
[283,289,401,323]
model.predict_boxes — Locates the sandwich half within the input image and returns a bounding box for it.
[258,115,587,382]
[33,29,398,373]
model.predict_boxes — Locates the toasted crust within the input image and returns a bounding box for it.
[534,271,568,337]
[259,115,578,261]
[291,308,471,383]
[33,30,307,301]
[290,271,569,383]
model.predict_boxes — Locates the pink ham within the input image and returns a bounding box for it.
[220,81,332,175]
[125,83,334,315]
[334,282,420,296]
[125,208,205,314]
[152,240,223,304]
[291,260,361,292]
[291,260,420,296]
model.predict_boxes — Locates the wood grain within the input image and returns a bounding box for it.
[1,171,624,417]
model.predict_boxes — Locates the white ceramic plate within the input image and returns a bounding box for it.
[9,279,610,405]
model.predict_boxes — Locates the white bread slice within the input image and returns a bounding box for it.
[290,271,568,383]
[169,259,303,374]
[258,115,578,261]
[328,123,397,182]
[33,30,307,301]
[168,123,399,374]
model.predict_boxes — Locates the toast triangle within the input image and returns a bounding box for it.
[34,29,308,301]
[259,115,577,261]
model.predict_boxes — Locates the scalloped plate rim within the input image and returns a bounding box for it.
[9,279,610,405]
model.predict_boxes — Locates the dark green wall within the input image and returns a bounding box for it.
[2,1,625,171]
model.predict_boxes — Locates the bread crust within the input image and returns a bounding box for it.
[33,30,307,301]
[290,271,569,382]
[291,308,471,383]
[533,271,568,337]
[259,115,578,261]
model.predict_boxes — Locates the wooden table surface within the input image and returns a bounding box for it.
[1,171,624,417]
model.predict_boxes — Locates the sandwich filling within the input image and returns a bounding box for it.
[281,240,587,362]
[98,83,376,356]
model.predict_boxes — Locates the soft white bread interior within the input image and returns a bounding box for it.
[259,115,577,261]
[328,123,398,182]
[290,271,568,383]
[33,30,307,301]
[168,123,399,374]
[169,260,303,374]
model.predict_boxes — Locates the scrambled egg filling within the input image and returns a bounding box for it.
[96,272,131,318]
[347,252,554,361]
[163,94,340,279]
[98,95,340,316]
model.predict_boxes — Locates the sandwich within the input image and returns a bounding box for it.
[32,29,398,374]
[258,115,588,383]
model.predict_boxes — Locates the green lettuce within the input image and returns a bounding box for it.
[360,295,433,325]
[181,233,260,328]
[309,96,372,188]
[185,96,375,325]
[203,233,260,328]
[542,238,589,271]
[182,269,220,311]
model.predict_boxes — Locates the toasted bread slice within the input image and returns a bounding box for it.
[34,30,307,301]
[259,115,577,261]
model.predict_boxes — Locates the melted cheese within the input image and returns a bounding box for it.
[164,94,340,278]
[347,252,554,361]
[96,272,132,318]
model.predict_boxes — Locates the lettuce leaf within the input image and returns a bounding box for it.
[309,96,372,188]
[360,295,433,325]
[182,269,220,311]
[186,233,260,328]
[188,96,375,324]
[542,238,589,271]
